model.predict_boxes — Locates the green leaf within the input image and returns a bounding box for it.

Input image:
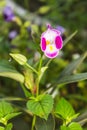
[10,53,27,65]
[27,94,53,120]
[0,101,13,118]
[5,112,21,121]
[0,61,24,83]
[0,101,13,125]
[74,111,87,126]
[5,123,13,130]
[0,126,5,130]
[60,122,82,130]
[55,98,75,123]
[58,52,87,78]
[35,114,55,130]
[70,113,79,121]
[69,122,82,130]
[0,101,21,125]
[61,126,70,130]
[63,30,78,46]
[56,72,87,85]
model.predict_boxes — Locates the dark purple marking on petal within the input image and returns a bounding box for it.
[55,36,63,49]
[41,37,46,51]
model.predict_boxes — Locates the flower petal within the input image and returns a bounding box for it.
[41,37,46,51]
[55,36,63,49]
[45,51,58,58]
[44,44,59,58]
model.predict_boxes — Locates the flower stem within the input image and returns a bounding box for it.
[25,63,38,74]
[31,56,43,130]
[36,78,39,96]
[46,58,52,66]
[36,57,43,96]
[31,115,36,130]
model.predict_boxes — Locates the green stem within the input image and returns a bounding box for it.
[46,58,52,66]
[31,57,43,130]
[63,119,67,126]
[31,115,36,130]
[38,56,43,71]
[0,97,27,102]
[25,63,38,74]
[36,57,43,96]
[36,78,39,96]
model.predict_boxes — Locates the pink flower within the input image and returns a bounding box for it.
[40,25,63,58]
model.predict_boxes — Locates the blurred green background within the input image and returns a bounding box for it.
[0,0,87,129]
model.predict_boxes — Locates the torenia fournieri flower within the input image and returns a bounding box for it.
[40,24,63,58]
[3,6,15,22]
[8,30,18,40]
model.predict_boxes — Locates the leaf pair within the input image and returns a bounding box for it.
[55,98,78,123]
[55,98,83,130]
